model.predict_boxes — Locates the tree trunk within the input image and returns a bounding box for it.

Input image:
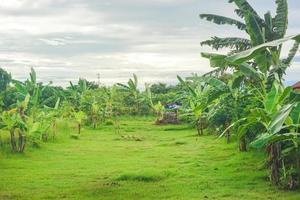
[52,121,57,141]
[18,132,26,153]
[196,121,202,136]
[10,129,17,152]
[78,123,81,134]
[225,122,230,144]
[42,133,48,142]
[269,143,281,185]
[93,121,96,129]
[239,137,247,152]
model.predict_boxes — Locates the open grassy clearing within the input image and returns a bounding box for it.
[0,117,300,200]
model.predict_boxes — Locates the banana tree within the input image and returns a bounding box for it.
[73,111,86,134]
[221,35,300,186]
[0,95,30,152]
[238,81,299,186]
[177,76,213,136]
[201,0,298,78]
[117,74,140,114]
[0,111,24,152]
[145,84,165,123]
[90,103,99,129]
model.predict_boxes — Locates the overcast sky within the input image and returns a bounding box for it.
[0,0,300,87]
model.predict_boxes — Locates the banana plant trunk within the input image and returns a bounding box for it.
[269,143,281,185]
[52,121,57,141]
[10,129,17,152]
[18,131,26,153]
[93,119,97,129]
[78,123,81,134]
[239,137,247,152]
[196,119,203,136]
[225,121,230,144]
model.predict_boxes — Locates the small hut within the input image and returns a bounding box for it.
[292,81,300,91]
[160,103,181,124]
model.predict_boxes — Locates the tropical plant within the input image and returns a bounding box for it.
[73,111,86,134]
[201,0,299,81]
[145,84,165,123]
[117,74,140,114]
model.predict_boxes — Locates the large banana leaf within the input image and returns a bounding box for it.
[226,34,300,64]
[251,132,300,149]
[201,37,251,51]
[290,104,300,125]
[206,77,227,88]
[282,41,299,65]
[177,75,197,98]
[201,53,228,68]
[244,11,264,46]
[268,103,296,134]
[199,14,246,30]
[237,62,261,80]
[229,0,260,18]
[264,81,280,114]
[274,0,288,39]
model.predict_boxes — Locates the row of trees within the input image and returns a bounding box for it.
[0,68,181,153]
[177,0,300,189]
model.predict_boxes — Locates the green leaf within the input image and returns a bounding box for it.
[237,121,258,140]
[290,104,300,125]
[201,37,251,51]
[237,63,261,80]
[278,86,292,105]
[199,14,246,30]
[206,78,227,88]
[282,41,299,65]
[251,132,299,148]
[226,34,300,64]
[244,11,265,46]
[274,0,288,39]
[201,53,228,68]
[268,103,296,134]
[231,73,245,89]
[229,0,260,19]
[264,81,280,113]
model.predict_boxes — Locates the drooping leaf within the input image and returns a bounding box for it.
[201,53,228,68]
[206,78,227,88]
[278,86,292,105]
[229,0,260,18]
[201,37,251,51]
[200,14,246,30]
[282,41,300,65]
[268,103,296,134]
[225,34,300,64]
[251,132,299,149]
[237,62,261,80]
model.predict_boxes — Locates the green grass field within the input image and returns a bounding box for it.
[1,117,300,200]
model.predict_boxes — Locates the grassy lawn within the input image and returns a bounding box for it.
[1,117,300,200]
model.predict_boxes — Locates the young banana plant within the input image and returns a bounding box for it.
[117,74,140,114]
[145,84,165,123]
[73,111,86,134]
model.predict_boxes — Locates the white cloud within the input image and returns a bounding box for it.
[0,0,299,87]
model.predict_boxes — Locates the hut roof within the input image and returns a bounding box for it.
[292,81,300,90]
